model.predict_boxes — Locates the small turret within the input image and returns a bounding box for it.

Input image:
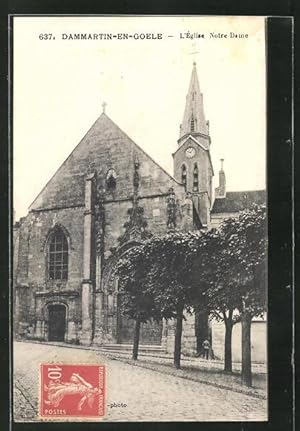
[215,159,226,198]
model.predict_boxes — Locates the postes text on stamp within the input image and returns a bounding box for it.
[40,364,105,419]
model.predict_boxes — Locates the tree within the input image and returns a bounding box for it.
[143,231,204,369]
[237,205,267,386]
[193,205,267,380]
[116,244,160,360]
[117,203,267,382]
[116,231,207,367]
[217,205,267,386]
[187,228,238,371]
[198,227,242,372]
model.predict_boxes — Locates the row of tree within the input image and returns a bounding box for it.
[116,204,267,386]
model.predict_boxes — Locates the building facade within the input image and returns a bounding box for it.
[13,63,266,359]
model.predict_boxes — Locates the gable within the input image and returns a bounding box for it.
[176,134,208,153]
[29,113,183,211]
[173,136,214,175]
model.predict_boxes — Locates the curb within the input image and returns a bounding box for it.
[16,339,266,371]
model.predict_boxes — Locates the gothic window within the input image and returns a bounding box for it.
[181,164,187,191]
[48,227,68,280]
[193,163,199,192]
[106,168,117,191]
[190,117,195,132]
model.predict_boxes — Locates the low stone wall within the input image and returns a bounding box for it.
[211,319,267,363]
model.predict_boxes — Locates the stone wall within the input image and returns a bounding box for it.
[14,207,85,341]
[211,319,267,363]
[16,207,85,291]
[30,113,185,212]
[182,312,197,356]
[103,194,175,258]
[173,137,211,199]
[13,112,202,349]
[210,211,238,230]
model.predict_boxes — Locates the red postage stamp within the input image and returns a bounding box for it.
[40,364,105,419]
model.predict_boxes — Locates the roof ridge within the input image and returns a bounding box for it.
[104,114,183,186]
[28,113,107,211]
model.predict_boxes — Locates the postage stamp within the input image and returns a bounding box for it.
[39,364,105,420]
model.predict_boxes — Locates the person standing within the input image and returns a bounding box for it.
[202,339,210,360]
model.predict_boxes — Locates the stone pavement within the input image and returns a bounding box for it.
[20,339,267,398]
[106,354,267,400]
[13,341,268,422]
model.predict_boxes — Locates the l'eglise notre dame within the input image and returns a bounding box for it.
[13,63,266,360]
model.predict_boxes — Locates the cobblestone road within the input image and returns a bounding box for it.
[14,341,267,422]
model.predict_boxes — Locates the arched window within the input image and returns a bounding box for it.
[190,117,195,132]
[106,168,117,191]
[193,163,199,192]
[48,227,68,280]
[181,164,187,191]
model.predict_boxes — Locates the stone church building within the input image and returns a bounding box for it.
[13,63,266,358]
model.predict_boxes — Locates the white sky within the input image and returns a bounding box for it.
[13,16,266,220]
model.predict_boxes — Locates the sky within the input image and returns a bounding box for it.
[13,16,266,220]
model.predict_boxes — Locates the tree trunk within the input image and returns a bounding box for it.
[241,312,252,386]
[224,321,233,372]
[174,304,184,369]
[195,305,209,355]
[132,319,141,360]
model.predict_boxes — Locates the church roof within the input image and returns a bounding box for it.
[211,190,266,214]
[29,112,182,211]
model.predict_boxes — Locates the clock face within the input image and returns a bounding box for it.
[185,147,196,158]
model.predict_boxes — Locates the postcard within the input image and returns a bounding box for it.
[12,15,267,422]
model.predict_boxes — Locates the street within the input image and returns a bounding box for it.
[14,341,267,422]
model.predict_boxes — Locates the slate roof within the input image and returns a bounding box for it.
[211,190,266,214]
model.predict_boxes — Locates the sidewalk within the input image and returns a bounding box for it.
[19,340,267,400]
[99,348,267,374]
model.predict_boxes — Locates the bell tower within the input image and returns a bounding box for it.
[173,62,214,227]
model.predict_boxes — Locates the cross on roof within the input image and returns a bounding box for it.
[102,101,107,113]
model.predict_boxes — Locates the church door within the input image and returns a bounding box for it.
[48,305,66,342]
[117,295,162,345]
[117,315,163,345]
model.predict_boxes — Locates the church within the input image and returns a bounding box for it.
[13,62,266,359]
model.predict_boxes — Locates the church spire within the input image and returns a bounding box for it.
[179,62,208,140]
